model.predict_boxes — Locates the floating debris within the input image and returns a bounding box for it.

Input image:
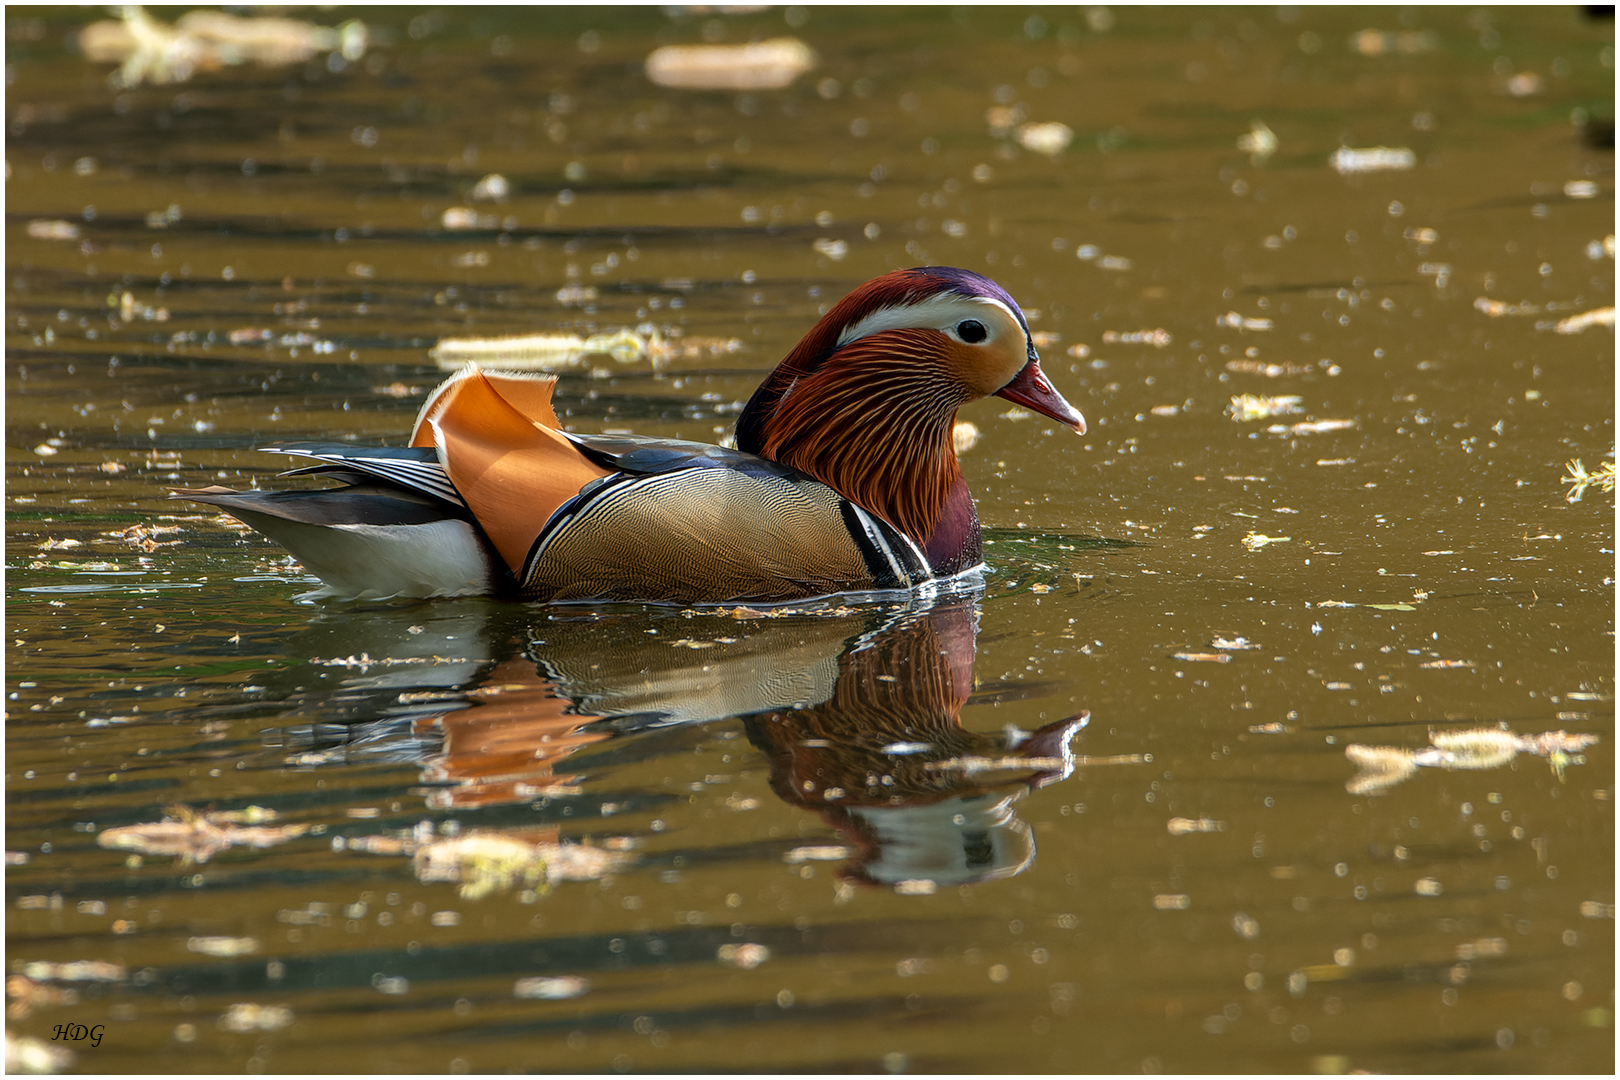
[1241,532,1291,551]
[1501,71,1543,97]
[514,975,589,1000]
[414,834,547,899]
[645,38,815,90]
[471,173,510,202]
[1225,358,1312,378]
[1212,636,1258,650]
[25,220,80,241]
[1349,29,1436,55]
[1237,120,1278,164]
[716,943,771,969]
[411,832,633,900]
[441,207,496,231]
[187,936,258,958]
[1167,818,1226,835]
[1101,328,1172,347]
[310,653,471,670]
[926,753,1143,773]
[97,805,306,864]
[1171,651,1230,664]
[1454,937,1508,960]
[78,7,367,88]
[1563,459,1616,503]
[1271,419,1356,435]
[1473,297,1540,318]
[811,237,849,261]
[1552,306,1614,334]
[1153,894,1191,910]
[985,103,1028,137]
[784,845,851,863]
[1217,312,1275,332]
[1345,728,1599,794]
[1017,121,1074,156]
[1248,722,1292,735]
[1329,146,1416,174]
[1228,394,1303,421]
[428,328,742,371]
[16,961,124,985]
[218,1003,293,1032]
[1420,659,1474,669]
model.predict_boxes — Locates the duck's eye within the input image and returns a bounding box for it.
[956,319,987,343]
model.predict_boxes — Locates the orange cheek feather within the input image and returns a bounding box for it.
[935,334,1027,398]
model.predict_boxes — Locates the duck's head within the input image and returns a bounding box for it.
[738,266,1084,452]
[736,267,1085,551]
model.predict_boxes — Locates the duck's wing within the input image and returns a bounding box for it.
[564,430,805,479]
[261,443,467,508]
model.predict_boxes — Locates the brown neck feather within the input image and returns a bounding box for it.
[755,330,966,547]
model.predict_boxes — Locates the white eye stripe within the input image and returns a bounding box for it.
[835,293,1021,349]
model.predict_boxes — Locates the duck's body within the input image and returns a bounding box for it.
[179,267,1085,603]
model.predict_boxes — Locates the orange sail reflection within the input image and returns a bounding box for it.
[414,657,610,810]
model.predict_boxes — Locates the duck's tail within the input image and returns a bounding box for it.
[174,483,498,600]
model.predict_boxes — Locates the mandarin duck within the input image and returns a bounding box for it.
[178,266,1085,603]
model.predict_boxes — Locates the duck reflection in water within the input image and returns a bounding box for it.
[738,599,1086,889]
[299,591,1087,890]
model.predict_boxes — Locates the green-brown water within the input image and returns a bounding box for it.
[6,6,1613,1073]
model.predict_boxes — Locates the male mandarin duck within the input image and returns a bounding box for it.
[178,266,1086,602]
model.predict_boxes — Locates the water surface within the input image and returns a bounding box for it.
[6,6,1613,1073]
